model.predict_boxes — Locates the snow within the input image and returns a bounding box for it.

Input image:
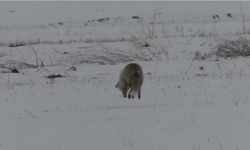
[1,1,250,150]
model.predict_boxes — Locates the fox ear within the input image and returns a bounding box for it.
[115,83,119,88]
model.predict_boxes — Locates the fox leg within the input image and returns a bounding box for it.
[121,82,129,98]
[122,87,128,98]
[138,87,141,99]
[122,91,127,98]
[128,88,132,99]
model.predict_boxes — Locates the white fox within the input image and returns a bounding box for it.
[115,63,143,99]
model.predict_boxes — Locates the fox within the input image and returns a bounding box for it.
[115,63,143,99]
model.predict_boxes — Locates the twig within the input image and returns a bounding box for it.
[28,45,39,67]
[25,110,38,119]
[239,1,246,36]
[179,56,195,88]
[182,31,200,53]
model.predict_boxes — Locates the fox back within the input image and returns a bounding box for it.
[115,63,143,99]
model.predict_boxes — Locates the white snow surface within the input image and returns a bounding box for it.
[1,1,250,150]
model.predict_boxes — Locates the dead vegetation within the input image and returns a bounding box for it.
[0,60,37,70]
[215,37,250,58]
[59,44,151,65]
[46,74,64,79]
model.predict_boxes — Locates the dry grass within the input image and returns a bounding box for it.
[216,37,250,58]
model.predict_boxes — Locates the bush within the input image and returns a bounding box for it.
[216,37,250,58]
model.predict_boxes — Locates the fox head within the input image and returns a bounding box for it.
[115,82,122,91]
[115,83,118,88]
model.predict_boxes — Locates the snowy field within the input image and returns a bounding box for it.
[1,1,250,150]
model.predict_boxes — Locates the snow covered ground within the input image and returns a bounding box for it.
[1,1,250,150]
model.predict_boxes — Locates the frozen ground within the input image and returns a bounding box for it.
[1,1,250,150]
